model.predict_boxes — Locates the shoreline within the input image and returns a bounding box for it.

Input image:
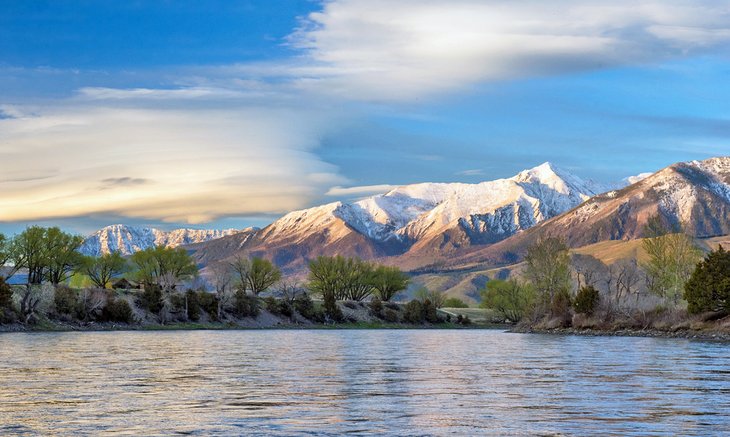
[511,325,730,342]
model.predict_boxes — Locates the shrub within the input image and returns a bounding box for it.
[685,245,730,314]
[138,283,163,314]
[0,277,14,310]
[54,285,79,316]
[403,300,424,324]
[551,288,573,320]
[368,297,383,316]
[197,291,219,320]
[383,308,399,323]
[293,292,317,320]
[385,302,400,311]
[443,297,468,308]
[264,296,279,313]
[573,286,600,315]
[343,301,357,309]
[185,289,201,321]
[422,299,440,323]
[100,295,133,323]
[323,291,343,322]
[233,290,259,318]
[480,279,535,323]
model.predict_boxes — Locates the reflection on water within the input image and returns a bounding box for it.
[0,330,728,435]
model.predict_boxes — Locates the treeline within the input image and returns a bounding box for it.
[481,216,730,331]
[0,226,464,327]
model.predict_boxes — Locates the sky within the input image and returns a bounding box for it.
[1,0,730,235]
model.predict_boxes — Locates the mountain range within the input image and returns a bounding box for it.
[79,157,730,278]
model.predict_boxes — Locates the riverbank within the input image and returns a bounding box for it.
[511,325,730,341]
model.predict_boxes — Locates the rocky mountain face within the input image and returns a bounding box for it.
[440,157,730,270]
[187,162,608,272]
[79,224,252,256]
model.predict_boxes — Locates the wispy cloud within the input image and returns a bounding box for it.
[325,184,397,197]
[283,0,730,101]
[456,169,484,177]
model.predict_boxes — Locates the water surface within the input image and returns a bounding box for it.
[0,330,728,435]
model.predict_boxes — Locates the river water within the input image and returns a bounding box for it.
[0,329,728,436]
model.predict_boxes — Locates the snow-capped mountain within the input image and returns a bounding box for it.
[190,162,609,272]
[445,156,730,269]
[79,224,251,256]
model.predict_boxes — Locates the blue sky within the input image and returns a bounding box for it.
[1,0,729,235]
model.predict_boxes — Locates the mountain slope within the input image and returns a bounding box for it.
[79,224,251,256]
[441,156,730,270]
[189,162,607,272]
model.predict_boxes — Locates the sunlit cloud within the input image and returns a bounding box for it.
[0,95,346,224]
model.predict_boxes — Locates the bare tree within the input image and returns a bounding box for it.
[209,262,234,319]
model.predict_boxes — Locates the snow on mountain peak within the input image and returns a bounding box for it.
[80,224,245,256]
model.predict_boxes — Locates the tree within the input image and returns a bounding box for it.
[230,256,281,295]
[131,246,198,289]
[642,217,702,305]
[0,233,22,281]
[341,258,375,301]
[371,265,409,301]
[443,297,468,308]
[11,226,48,284]
[480,279,536,323]
[78,252,128,288]
[684,245,730,314]
[308,255,346,300]
[246,258,281,295]
[209,262,234,319]
[415,287,446,308]
[0,277,13,312]
[44,227,85,285]
[524,236,572,308]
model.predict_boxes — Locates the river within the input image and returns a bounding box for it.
[0,329,727,435]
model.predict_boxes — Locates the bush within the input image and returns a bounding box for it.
[385,302,400,311]
[54,285,79,316]
[368,297,383,316]
[685,246,730,314]
[293,292,317,320]
[403,300,424,324]
[343,301,358,309]
[573,286,600,315]
[0,278,15,323]
[233,290,259,318]
[551,288,573,320]
[138,284,163,314]
[264,296,292,318]
[443,297,468,308]
[0,277,14,310]
[422,299,440,323]
[383,308,399,323]
[197,291,219,320]
[480,279,535,323]
[323,291,343,322]
[185,290,201,321]
[100,295,133,323]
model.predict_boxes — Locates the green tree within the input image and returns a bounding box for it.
[78,252,128,288]
[573,285,600,315]
[371,265,409,301]
[524,236,572,309]
[684,245,730,314]
[11,226,49,284]
[642,216,702,305]
[44,227,85,285]
[0,277,13,312]
[341,258,376,301]
[308,255,346,300]
[230,256,282,295]
[443,297,468,308]
[480,279,536,323]
[0,233,22,281]
[131,246,198,289]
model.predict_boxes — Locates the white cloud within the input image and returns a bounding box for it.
[0,97,346,224]
[457,169,485,177]
[284,0,730,101]
[325,184,397,197]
